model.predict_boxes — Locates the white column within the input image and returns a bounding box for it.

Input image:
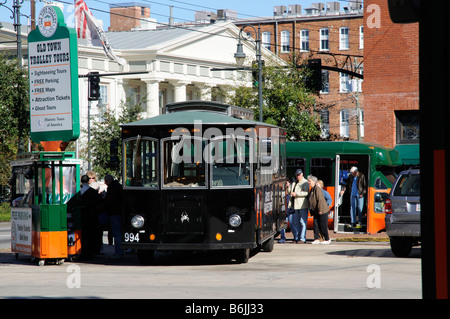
[172,80,190,102]
[144,79,161,118]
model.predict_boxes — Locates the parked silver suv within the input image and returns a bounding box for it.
[384,168,420,257]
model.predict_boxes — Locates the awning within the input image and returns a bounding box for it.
[394,144,420,165]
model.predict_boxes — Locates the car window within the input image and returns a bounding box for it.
[393,173,420,196]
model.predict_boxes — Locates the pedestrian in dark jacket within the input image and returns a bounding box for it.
[104,175,124,258]
[308,175,331,244]
[340,166,367,226]
[79,175,102,260]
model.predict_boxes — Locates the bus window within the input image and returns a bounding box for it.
[210,136,252,187]
[310,157,333,186]
[287,157,305,181]
[124,137,158,188]
[162,137,206,188]
[375,177,387,190]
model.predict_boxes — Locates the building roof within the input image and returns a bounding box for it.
[105,23,228,50]
[105,27,192,50]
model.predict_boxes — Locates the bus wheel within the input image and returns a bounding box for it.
[137,250,155,265]
[262,236,274,252]
[235,248,250,264]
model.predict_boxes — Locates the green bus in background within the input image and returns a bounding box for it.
[286,141,403,234]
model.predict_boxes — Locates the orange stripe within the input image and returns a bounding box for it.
[31,112,71,117]
[433,150,448,299]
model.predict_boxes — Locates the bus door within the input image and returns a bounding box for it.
[333,155,340,233]
[334,155,369,232]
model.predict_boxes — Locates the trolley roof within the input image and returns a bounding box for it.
[121,110,277,128]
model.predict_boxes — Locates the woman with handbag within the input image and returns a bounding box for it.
[307,175,331,244]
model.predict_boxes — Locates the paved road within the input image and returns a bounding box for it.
[0,236,422,301]
[0,223,10,251]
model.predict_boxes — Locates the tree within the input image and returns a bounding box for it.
[0,54,29,195]
[229,56,323,141]
[86,98,143,179]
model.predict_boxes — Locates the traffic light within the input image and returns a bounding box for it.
[88,72,100,100]
[305,59,322,92]
[251,60,265,88]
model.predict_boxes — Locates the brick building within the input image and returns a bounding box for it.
[235,2,364,140]
[108,2,153,31]
[363,0,419,165]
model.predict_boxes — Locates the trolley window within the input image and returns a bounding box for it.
[162,136,207,188]
[210,136,253,188]
[124,136,158,188]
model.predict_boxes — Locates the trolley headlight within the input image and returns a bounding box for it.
[228,214,242,228]
[131,215,145,229]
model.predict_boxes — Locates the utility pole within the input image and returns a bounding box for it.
[354,57,361,141]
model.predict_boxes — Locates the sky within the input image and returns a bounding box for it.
[0,0,348,31]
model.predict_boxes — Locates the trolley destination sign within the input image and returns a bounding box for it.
[28,5,80,143]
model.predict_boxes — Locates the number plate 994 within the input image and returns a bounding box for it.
[124,232,140,242]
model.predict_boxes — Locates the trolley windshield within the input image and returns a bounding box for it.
[162,136,207,188]
[124,137,158,188]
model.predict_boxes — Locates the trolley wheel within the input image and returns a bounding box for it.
[262,236,274,252]
[235,248,250,264]
[137,250,155,265]
[57,259,65,266]
[38,259,45,267]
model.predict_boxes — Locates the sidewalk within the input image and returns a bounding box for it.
[281,229,389,243]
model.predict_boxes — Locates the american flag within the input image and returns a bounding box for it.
[74,0,125,65]
[75,0,97,42]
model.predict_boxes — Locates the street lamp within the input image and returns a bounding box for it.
[234,25,263,122]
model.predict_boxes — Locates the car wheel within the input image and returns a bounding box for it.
[390,237,413,257]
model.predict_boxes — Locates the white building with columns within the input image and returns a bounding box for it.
[0,14,283,168]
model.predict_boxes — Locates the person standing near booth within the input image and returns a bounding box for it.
[79,175,102,260]
[104,175,124,258]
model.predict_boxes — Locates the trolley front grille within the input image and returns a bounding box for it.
[166,196,204,235]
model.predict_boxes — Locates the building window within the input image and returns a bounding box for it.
[396,110,419,144]
[340,109,349,137]
[281,30,290,52]
[98,84,108,122]
[320,110,330,138]
[321,70,329,94]
[359,26,364,49]
[339,73,352,93]
[300,29,309,51]
[339,27,349,50]
[320,28,329,51]
[262,31,271,50]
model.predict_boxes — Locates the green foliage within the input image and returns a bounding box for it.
[230,57,322,141]
[0,53,29,190]
[87,99,143,179]
[0,202,10,222]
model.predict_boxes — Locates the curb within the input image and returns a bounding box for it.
[334,237,389,242]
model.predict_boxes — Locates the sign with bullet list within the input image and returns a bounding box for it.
[28,5,80,143]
